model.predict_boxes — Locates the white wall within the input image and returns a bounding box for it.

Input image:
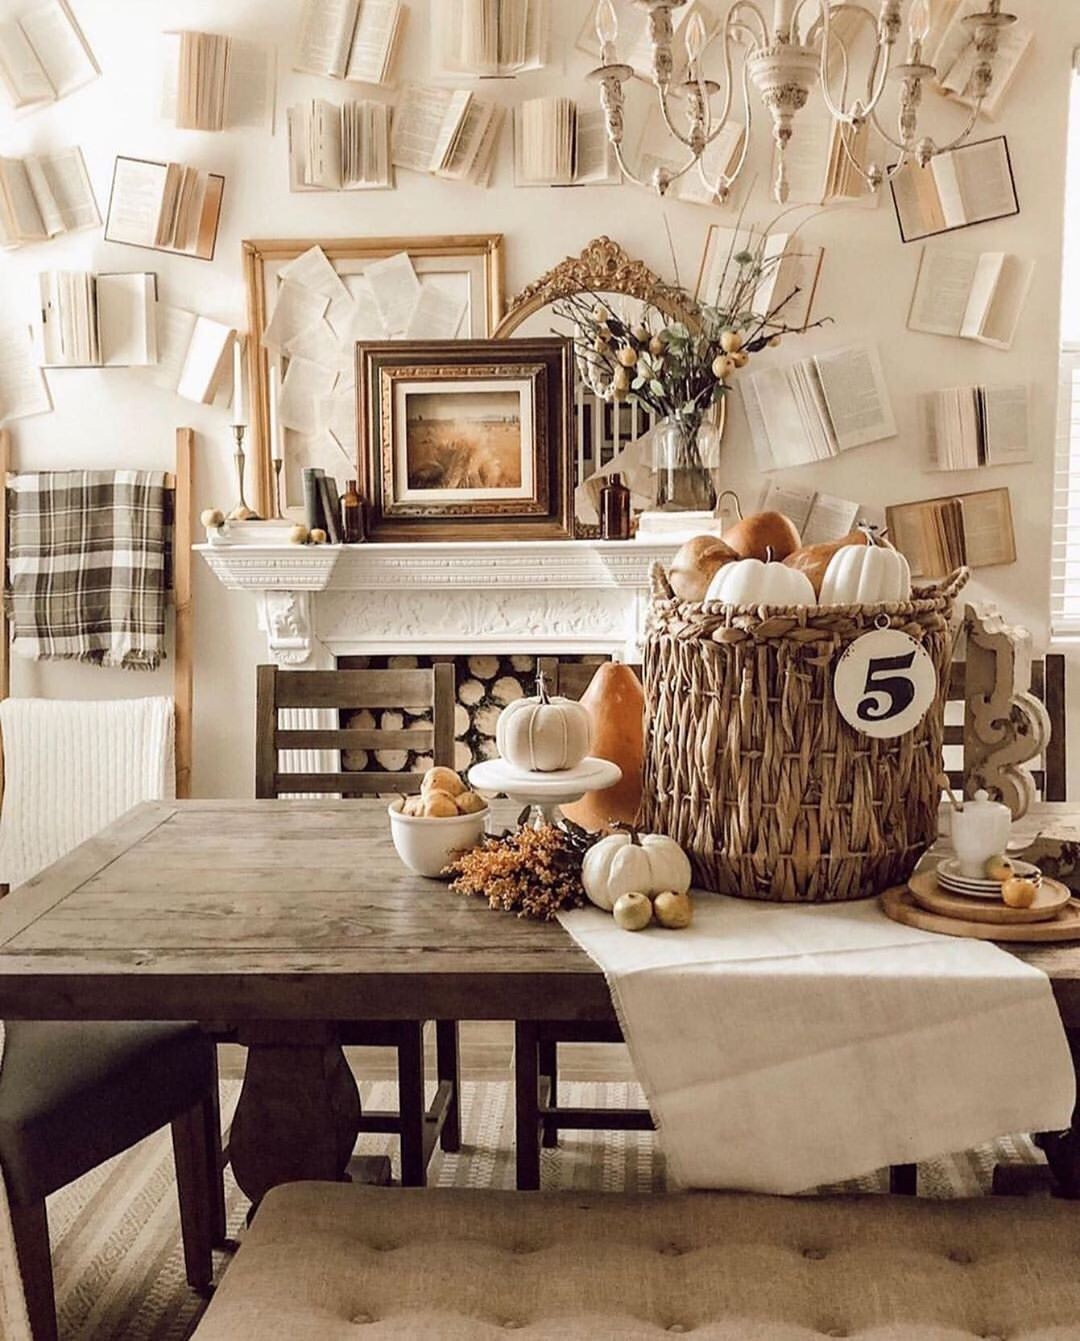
[1,0,1077,799]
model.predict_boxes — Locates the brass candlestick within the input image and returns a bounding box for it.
[272,458,285,520]
[231,424,261,519]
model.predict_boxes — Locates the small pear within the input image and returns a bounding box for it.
[720,329,743,354]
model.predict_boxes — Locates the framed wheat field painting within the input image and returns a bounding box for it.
[242,234,505,515]
[356,338,574,541]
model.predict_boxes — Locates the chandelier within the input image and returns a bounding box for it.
[589,0,1017,203]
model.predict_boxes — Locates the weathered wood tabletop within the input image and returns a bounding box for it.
[2,797,1079,1203]
[0,799,1078,1021]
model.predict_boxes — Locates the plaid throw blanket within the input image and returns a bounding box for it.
[6,470,169,670]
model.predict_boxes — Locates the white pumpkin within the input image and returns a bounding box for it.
[495,674,592,773]
[705,555,816,608]
[582,828,692,911]
[819,540,912,606]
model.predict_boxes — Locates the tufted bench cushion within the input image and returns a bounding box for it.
[191,1182,1080,1340]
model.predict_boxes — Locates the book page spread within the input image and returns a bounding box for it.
[813,344,897,452]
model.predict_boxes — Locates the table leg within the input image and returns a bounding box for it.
[515,1020,541,1191]
[230,1024,362,1209]
[1035,1027,1080,1199]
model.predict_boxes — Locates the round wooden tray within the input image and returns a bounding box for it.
[882,885,1080,943]
[908,871,1070,925]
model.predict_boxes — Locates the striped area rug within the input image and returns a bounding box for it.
[48,1078,1046,1341]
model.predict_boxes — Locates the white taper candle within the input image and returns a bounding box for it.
[269,363,283,461]
[232,335,247,427]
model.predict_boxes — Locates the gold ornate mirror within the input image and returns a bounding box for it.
[494,238,722,533]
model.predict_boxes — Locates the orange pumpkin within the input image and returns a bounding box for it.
[721,511,802,562]
[561,663,644,832]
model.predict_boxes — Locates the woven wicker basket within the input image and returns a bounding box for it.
[640,564,969,903]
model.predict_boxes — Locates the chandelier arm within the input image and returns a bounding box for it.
[931,100,985,154]
[868,105,912,154]
[610,139,655,190]
[728,0,770,50]
[697,53,755,192]
[834,118,907,187]
[697,12,764,146]
[816,1,895,126]
[657,88,703,150]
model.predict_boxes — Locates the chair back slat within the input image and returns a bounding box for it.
[275,728,435,752]
[256,663,456,799]
[274,772,424,796]
[271,668,437,709]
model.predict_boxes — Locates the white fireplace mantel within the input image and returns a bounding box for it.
[196,538,680,667]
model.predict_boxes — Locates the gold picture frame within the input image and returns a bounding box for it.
[242,234,505,515]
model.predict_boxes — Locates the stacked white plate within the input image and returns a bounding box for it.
[936,856,1042,900]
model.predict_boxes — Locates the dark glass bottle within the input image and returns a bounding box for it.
[600,473,631,540]
[340,480,365,544]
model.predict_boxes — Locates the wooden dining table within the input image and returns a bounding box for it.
[0,797,1079,1205]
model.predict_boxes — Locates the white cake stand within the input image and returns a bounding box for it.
[468,756,622,825]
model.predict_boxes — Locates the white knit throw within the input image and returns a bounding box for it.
[0,697,174,888]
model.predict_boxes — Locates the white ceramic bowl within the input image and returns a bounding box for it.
[388,798,489,879]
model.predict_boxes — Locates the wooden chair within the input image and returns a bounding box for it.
[1,1022,222,1341]
[255,663,461,1186]
[0,429,225,1339]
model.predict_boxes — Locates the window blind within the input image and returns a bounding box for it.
[1050,347,1080,634]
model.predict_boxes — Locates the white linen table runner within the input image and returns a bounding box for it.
[559,894,1076,1194]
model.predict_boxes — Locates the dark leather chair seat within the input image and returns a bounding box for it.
[0,1020,215,1206]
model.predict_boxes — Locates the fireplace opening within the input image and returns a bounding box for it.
[336,654,610,782]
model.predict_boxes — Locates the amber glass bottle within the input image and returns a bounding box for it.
[340,480,365,543]
[600,473,631,540]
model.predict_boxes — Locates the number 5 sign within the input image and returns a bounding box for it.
[833,627,938,740]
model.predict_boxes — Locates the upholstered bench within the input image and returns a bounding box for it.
[191,1182,1080,1340]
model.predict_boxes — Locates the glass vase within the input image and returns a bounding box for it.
[652,417,718,512]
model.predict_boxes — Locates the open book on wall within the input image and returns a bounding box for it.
[391,83,502,185]
[908,246,1033,350]
[288,100,392,191]
[697,225,824,331]
[890,136,1018,243]
[39,271,157,368]
[0,328,51,423]
[635,110,743,208]
[0,0,98,110]
[886,487,1016,575]
[145,307,235,404]
[923,383,1030,471]
[162,30,275,132]
[928,0,1033,121]
[0,147,98,249]
[740,344,897,470]
[105,157,225,261]
[295,0,404,87]
[759,481,861,546]
[514,97,618,187]
[433,0,548,77]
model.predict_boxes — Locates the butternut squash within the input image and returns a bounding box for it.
[561,663,645,831]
